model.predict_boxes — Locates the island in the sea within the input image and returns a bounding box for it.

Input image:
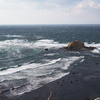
[61,40,95,51]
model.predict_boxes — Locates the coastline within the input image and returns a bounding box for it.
[0,25,100,100]
[7,71,100,100]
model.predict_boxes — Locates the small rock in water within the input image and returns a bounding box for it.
[72,72,75,74]
[85,97,89,100]
[61,84,63,86]
[12,87,15,90]
[45,48,48,51]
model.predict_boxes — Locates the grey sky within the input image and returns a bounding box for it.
[0,0,100,24]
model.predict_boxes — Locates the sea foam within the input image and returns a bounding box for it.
[33,39,67,48]
[0,58,61,76]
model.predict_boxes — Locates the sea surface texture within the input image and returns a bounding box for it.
[0,25,100,97]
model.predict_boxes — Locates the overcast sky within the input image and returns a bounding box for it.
[0,0,100,24]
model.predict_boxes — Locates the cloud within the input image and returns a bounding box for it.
[70,0,100,23]
[46,0,81,6]
[0,0,82,10]
[89,0,100,8]
[76,0,100,9]
[0,0,100,24]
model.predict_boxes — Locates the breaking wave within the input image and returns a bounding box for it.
[4,35,23,38]
[0,39,100,52]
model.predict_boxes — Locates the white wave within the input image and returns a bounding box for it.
[33,39,67,48]
[0,39,24,48]
[10,72,70,96]
[0,39,34,54]
[0,55,83,96]
[0,39,31,47]
[85,42,100,54]
[44,58,61,66]
[41,56,84,71]
[80,59,84,63]
[44,53,59,56]
[61,56,84,69]
[1,56,82,95]
[0,55,84,96]
[0,39,68,57]
[33,40,100,51]
[26,72,70,92]
[0,63,41,75]
[0,58,61,76]
[4,35,22,38]
[0,39,100,51]
[85,42,100,48]
[0,39,67,50]
[92,49,100,54]
[0,39,31,56]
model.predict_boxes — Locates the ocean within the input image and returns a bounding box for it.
[0,25,100,98]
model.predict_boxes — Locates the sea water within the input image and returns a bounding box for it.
[0,25,100,97]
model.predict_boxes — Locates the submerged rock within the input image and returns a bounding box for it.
[62,40,95,51]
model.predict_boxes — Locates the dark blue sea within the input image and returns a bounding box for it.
[0,25,100,97]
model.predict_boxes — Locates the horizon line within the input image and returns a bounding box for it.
[0,24,100,26]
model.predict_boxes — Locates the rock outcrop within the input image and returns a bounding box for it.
[61,40,95,51]
[67,40,84,48]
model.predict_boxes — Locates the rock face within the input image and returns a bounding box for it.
[62,40,95,51]
[67,40,84,48]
